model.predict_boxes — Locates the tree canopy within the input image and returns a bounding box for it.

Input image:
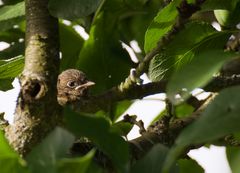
[0,0,240,173]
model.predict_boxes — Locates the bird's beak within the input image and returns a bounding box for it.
[75,81,95,90]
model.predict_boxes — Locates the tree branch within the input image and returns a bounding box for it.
[5,0,61,156]
[70,75,240,113]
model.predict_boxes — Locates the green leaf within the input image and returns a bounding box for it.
[0,2,25,22]
[178,159,204,173]
[0,130,17,157]
[175,103,194,118]
[48,0,102,20]
[177,87,240,145]
[59,23,84,70]
[64,108,129,172]
[226,147,240,173]
[149,22,231,81]
[76,11,132,93]
[164,86,240,171]
[0,42,24,60]
[0,28,24,44]
[111,100,132,121]
[0,130,27,173]
[58,150,95,173]
[85,162,103,173]
[131,144,177,173]
[149,53,172,81]
[0,55,24,90]
[144,0,181,53]
[0,78,13,91]
[118,0,164,56]
[214,1,240,28]
[110,121,133,137]
[167,50,235,103]
[150,109,166,125]
[0,16,25,32]
[201,0,240,11]
[0,55,24,79]
[0,2,25,31]
[124,0,149,8]
[26,127,75,173]
[2,0,22,5]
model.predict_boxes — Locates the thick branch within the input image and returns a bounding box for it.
[5,0,61,156]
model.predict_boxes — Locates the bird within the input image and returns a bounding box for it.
[57,69,95,105]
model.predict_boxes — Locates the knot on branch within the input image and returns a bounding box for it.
[20,76,47,103]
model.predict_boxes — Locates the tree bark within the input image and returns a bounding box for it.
[5,0,61,156]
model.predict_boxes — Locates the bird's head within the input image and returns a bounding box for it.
[57,69,95,105]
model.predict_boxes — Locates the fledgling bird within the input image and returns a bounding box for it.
[57,69,95,105]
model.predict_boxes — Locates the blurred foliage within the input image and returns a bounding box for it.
[177,159,204,173]
[226,147,240,173]
[1,0,240,172]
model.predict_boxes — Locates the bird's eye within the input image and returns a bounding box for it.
[67,81,77,88]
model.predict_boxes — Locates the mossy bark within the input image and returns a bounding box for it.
[5,0,62,156]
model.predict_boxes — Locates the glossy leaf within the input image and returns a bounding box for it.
[0,130,27,173]
[26,127,75,173]
[0,2,25,22]
[0,78,13,91]
[0,55,24,90]
[58,150,95,173]
[0,55,24,78]
[118,0,163,50]
[226,147,240,173]
[111,100,132,121]
[149,22,231,82]
[0,130,17,157]
[131,144,177,173]
[2,0,22,5]
[76,11,132,93]
[167,50,235,103]
[164,86,240,171]
[0,2,25,31]
[59,23,84,70]
[110,121,133,137]
[214,1,240,28]
[144,0,181,53]
[201,0,240,11]
[48,0,102,20]
[64,108,129,172]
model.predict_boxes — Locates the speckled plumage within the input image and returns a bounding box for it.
[57,69,95,105]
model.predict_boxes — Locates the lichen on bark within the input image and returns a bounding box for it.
[5,0,62,156]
